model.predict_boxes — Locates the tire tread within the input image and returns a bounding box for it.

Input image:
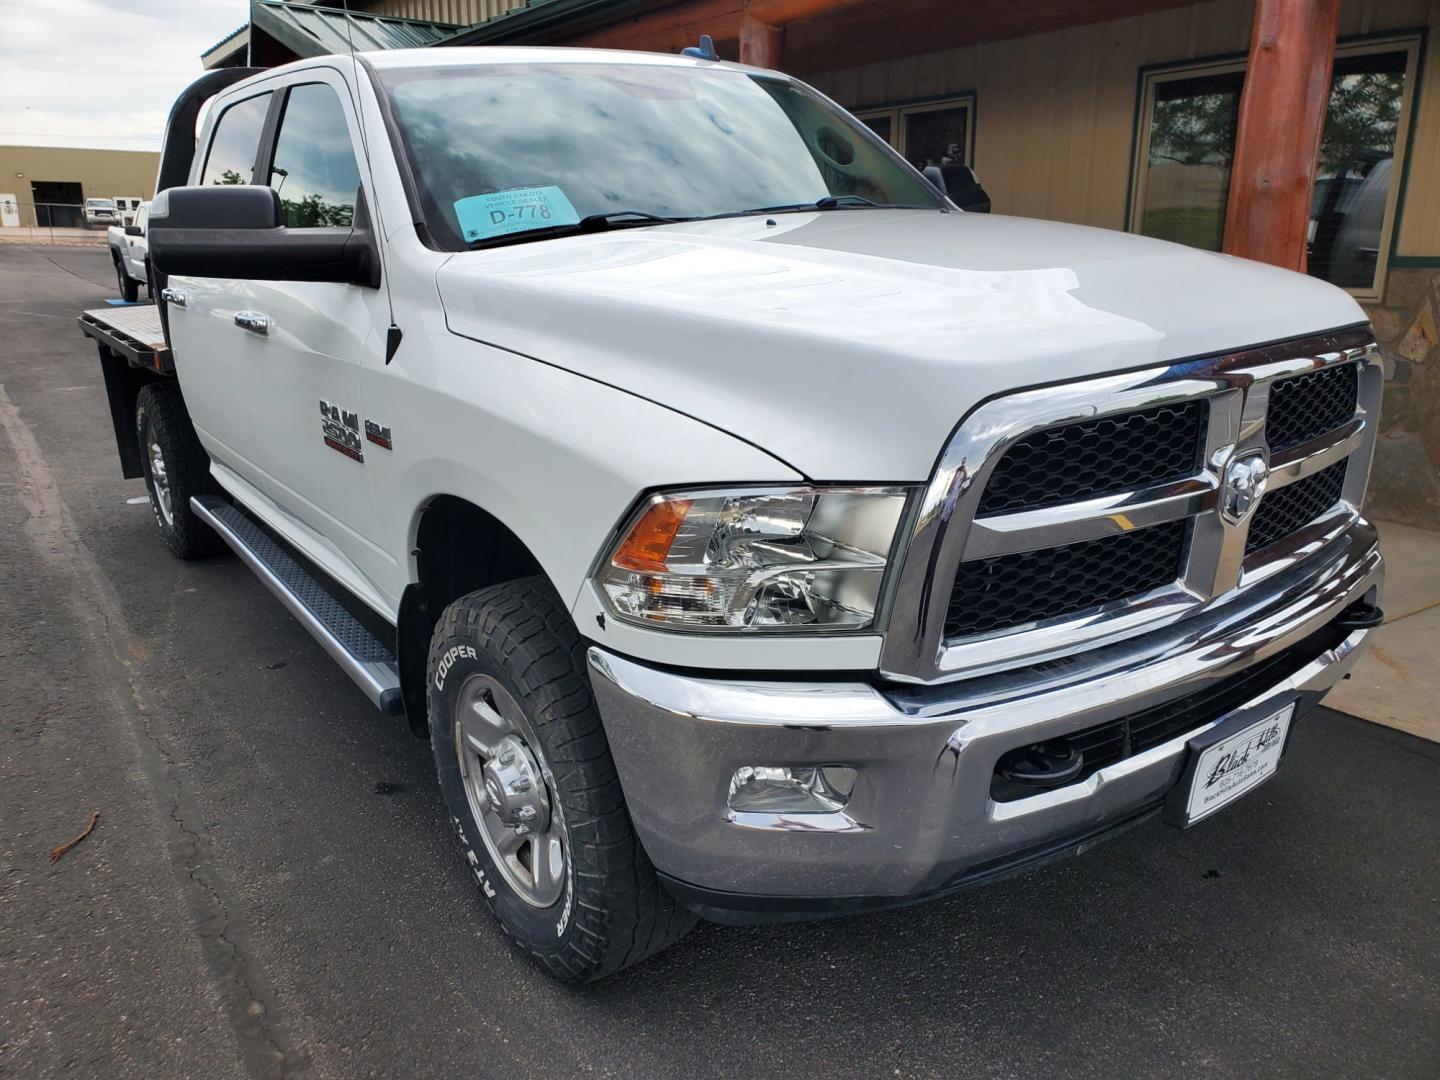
[136,382,222,559]
[429,577,695,981]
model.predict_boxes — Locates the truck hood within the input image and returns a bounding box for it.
[437,210,1367,480]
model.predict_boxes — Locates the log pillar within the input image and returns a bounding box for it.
[1222,0,1340,270]
[739,12,783,68]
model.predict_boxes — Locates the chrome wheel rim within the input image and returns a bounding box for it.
[147,428,173,527]
[454,674,567,908]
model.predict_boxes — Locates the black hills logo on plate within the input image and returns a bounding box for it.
[320,400,364,462]
[1204,721,1283,789]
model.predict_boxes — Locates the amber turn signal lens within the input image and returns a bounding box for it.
[612,498,693,572]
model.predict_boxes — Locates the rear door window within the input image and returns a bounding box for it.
[201,92,273,186]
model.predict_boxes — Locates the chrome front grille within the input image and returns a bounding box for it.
[882,326,1381,685]
[975,400,1207,516]
[1264,361,1360,453]
[1245,458,1349,555]
[944,519,1189,638]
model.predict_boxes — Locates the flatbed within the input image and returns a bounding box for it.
[80,303,174,480]
[78,304,172,375]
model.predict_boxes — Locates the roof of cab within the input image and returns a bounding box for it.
[208,46,773,108]
[365,45,761,72]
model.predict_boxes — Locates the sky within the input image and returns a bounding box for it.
[0,0,246,150]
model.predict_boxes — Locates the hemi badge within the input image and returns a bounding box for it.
[365,420,393,450]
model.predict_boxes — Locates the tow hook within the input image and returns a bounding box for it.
[1334,601,1385,632]
[995,741,1085,788]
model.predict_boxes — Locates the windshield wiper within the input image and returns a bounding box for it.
[701,196,937,220]
[467,210,691,250]
[815,194,882,208]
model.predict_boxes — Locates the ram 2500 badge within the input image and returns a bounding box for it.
[85,48,1384,982]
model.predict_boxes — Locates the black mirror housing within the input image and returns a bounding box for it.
[921,164,992,213]
[148,184,381,288]
[124,224,143,236]
[939,164,992,213]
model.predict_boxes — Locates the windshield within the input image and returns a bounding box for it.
[87,199,115,209]
[377,62,945,251]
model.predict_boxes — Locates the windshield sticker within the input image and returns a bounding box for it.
[453,186,580,243]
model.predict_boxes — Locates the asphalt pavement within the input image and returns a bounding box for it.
[2,244,1437,1079]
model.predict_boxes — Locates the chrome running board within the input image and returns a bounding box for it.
[191,496,404,716]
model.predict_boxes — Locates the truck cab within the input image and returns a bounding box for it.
[102,48,1383,981]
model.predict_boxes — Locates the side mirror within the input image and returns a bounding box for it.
[923,165,947,199]
[148,184,380,287]
[124,224,143,236]
[939,164,991,213]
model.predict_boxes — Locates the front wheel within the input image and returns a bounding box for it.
[429,577,696,982]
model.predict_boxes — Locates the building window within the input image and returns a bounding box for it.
[854,96,975,171]
[1130,38,1419,299]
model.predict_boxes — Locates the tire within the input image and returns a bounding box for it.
[429,577,696,982]
[113,254,139,302]
[135,382,222,559]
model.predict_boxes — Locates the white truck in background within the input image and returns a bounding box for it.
[106,201,150,302]
[84,48,1385,983]
[83,197,119,228]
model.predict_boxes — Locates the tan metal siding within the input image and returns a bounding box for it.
[1366,0,1440,258]
[0,146,161,202]
[362,0,525,25]
[810,0,1440,256]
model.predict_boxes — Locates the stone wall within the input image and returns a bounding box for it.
[1360,266,1440,531]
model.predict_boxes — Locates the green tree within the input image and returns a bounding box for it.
[1148,89,1240,168]
[1317,72,1402,177]
[280,192,354,228]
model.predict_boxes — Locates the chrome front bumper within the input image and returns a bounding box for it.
[588,520,1382,919]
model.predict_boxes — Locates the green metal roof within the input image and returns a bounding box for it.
[436,0,646,47]
[202,21,250,58]
[251,0,462,58]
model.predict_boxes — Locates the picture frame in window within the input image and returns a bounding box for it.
[852,93,977,172]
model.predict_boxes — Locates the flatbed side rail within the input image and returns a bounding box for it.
[79,307,173,374]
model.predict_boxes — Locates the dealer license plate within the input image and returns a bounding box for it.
[1173,701,1295,827]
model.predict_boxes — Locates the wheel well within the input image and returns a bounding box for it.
[397,496,544,735]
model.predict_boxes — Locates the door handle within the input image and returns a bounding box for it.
[160,287,186,308]
[234,311,272,336]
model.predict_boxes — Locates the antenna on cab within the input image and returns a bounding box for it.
[340,0,400,359]
[681,34,718,60]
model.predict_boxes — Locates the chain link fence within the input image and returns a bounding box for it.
[0,200,134,246]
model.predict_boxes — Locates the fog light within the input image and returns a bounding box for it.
[727,766,856,814]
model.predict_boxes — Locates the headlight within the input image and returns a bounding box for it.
[596,486,910,632]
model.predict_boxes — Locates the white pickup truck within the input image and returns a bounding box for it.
[83,197,119,228]
[106,201,150,301]
[91,47,1384,981]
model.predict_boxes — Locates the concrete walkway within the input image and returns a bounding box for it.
[0,227,107,246]
[1327,519,1440,742]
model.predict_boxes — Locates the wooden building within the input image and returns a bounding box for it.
[207,0,1440,526]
